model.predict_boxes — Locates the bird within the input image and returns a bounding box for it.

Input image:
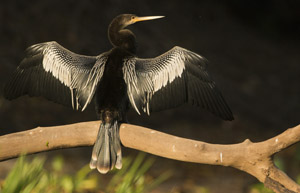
[4,14,234,174]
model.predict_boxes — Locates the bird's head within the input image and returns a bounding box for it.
[108,14,164,53]
[115,14,165,28]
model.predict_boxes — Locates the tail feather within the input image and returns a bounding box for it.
[90,120,122,174]
[97,127,111,173]
[115,152,122,169]
[89,123,105,169]
[113,121,122,169]
[109,133,117,170]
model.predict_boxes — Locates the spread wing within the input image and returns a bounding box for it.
[4,41,108,111]
[123,46,233,120]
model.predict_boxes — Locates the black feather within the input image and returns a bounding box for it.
[4,41,107,110]
[123,46,234,120]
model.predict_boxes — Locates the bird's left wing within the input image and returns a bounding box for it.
[123,46,233,120]
[4,41,108,110]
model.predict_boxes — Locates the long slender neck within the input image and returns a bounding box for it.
[108,19,136,54]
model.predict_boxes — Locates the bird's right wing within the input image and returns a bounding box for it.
[4,41,108,110]
[123,46,233,120]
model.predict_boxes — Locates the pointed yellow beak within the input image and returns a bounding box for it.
[132,16,165,23]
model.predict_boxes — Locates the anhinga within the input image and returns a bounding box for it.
[4,14,234,174]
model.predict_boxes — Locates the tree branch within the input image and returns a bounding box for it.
[0,121,299,193]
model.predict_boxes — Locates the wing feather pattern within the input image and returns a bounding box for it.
[123,46,233,120]
[4,41,107,111]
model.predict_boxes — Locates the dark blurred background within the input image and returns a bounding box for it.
[0,0,300,192]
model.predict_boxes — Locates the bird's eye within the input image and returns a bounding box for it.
[131,16,136,20]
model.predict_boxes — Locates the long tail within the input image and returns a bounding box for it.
[89,120,122,173]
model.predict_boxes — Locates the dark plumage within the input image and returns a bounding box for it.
[4,14,234,173]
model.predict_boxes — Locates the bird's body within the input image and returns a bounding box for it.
[4,14,234,173]
[96,47,130,121]
[91,47,132,172]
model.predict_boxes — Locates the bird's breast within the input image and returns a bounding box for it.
[95,48,131,116]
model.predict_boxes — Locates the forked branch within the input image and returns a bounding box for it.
[0,121,299,193]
